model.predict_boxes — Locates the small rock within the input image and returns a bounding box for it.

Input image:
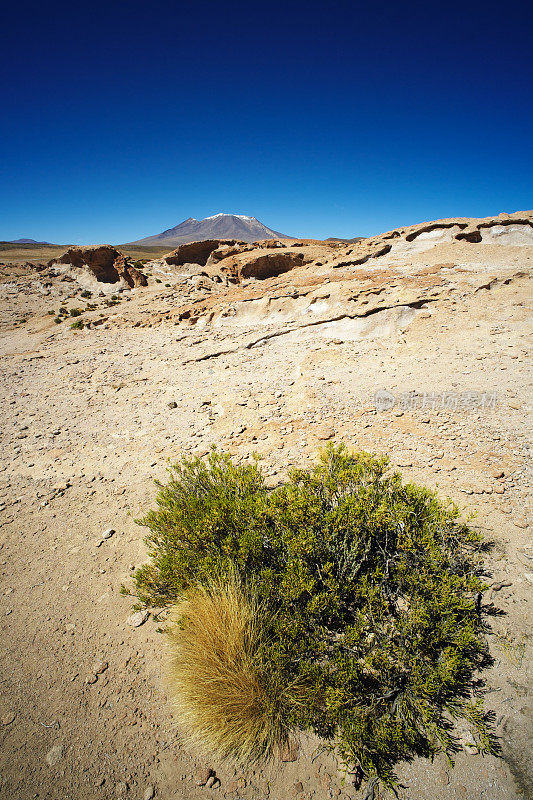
[167,401,177,409]
[102,528,115,539]
[92,660,109,675]
[524,572,533,585]
[317,427,335,440]
[45,744,64,766]
[2,712,15,725]
[292,781,304,796]
[493,470,505,479]
[85,674,98,684]
[196,768,214,786]
[127,610,150,628]
[491,581,512,591]
[206,775,220,788]
[143,787,155,800]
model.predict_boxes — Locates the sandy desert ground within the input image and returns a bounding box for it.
[0,213,531,800]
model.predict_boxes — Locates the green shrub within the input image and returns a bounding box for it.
[69,307,83,317]
[80,289,92,298]
[70,319,84,329]
[133,445,496,791]
[54,316,62,324]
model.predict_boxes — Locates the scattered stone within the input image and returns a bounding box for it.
[292,781,304,795]
[45,744,64,766]
[196,768,215,786]
[317,427,335,440]
[127,610,150,628]
[167,401,177,409]
[143,787,155,800]
[493,470,505,479]
[85,674,98,685]
[2,712,15,725]
[206,775,220,788]
[92,660,109,675]
[102,528,115,539]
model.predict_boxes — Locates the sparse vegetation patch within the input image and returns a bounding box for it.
[132,445,497,792]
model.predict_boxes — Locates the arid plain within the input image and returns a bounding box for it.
[0,211,531,800]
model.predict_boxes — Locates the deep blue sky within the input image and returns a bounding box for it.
[1,0,531,243]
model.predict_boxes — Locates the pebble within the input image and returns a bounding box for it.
[45,743,64,766]
[167,401,177,409]
[127,610,150,627]
[196,768,214,786]
[143,787,155,800]
[92,660,109,675]
[102,528,115,539]
[2,712,15,725]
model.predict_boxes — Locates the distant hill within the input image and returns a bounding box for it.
[7,238,53,245]
[325,236,365,244]
[124,214,292,247]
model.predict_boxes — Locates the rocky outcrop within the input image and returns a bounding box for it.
[205,242,251,266]
[48,246,122,282]
[48,246,147,289]
[165,240,246,267]
[455,227,482,243]
[212,251,308,282]
[113,256,148,288]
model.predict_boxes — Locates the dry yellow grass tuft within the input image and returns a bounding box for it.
[165,576,292,763]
